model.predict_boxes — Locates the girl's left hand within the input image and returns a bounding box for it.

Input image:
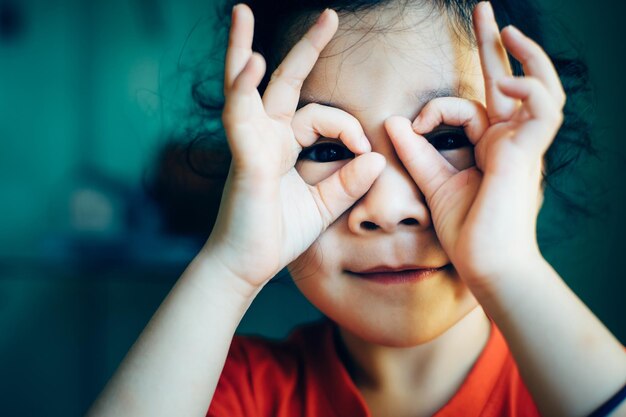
[384,1,566,296]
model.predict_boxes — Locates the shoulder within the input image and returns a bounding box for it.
[437,319,541,417]
[207,318,335,417]
[226,317,331,374]
[476,321,542,417]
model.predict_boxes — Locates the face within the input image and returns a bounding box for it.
[286,5,488,347]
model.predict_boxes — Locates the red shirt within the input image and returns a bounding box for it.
[207,317,540,416]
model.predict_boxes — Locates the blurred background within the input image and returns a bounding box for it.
[0,0,624,415]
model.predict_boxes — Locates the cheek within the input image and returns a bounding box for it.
[287,222,343,287]
[295,160,349,185]
[440,147,475,171]
[287,243,321,280]
[287,240,332,302]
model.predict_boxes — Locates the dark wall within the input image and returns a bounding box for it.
[0,0,623,416]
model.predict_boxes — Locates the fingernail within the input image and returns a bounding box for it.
[316,8,329,26]
[504,24,523,38]
[497,76,517,87]
[412,118,424,133]
[482,1,494,19]
[360,133,371,152]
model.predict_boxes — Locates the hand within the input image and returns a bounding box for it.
[384,1,566,295]
[204,5,385,295]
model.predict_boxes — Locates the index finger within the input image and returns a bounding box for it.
[262,8,338,121]
[385,116,457,202]
[292,103,371,153]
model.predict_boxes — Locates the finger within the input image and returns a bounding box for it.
[222,52,267,155]
[224,4,255,96]
[262,9,338,121]
[385,116,457,202]
[223,52,266,123]
[411,97,490,145]
[497,77,562,122]
[311,152,386,228]
[497,76,563,155]
[292,103,371,154]
[473,1,518,123]
[500,25,567,108]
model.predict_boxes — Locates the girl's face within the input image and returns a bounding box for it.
[287,6,487,347]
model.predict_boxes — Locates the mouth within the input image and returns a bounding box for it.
[345,264,450,285]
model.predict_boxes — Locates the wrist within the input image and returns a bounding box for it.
[467,254,552,311]
[185,247,265,306]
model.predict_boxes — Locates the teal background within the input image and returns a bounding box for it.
[0,0,624,415]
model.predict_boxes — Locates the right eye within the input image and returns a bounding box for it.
[297,142,355,163]
[422,126,471,151]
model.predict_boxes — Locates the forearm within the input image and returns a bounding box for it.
[475,257,626,417]
[87,251,261,417]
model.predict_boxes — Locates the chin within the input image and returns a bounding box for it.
[289,256,481,347]
[333,297,480,348]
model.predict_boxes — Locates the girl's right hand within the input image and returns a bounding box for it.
[204,5,385,295]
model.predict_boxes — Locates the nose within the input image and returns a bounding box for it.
[347,149,433,235]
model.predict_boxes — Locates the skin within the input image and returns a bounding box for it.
[86,2,626,417]
[284,3,542,413]
[212,2,625,415]
[289,4,486,343]
[285,6,494,413]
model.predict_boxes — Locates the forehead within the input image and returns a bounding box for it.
[296,5,485,118]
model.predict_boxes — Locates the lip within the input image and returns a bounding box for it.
[354,264,445,274]
[346,265,449,285]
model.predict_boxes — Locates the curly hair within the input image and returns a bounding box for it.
[147,0,598,248]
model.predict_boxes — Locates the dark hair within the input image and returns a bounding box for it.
[147,0,598,248]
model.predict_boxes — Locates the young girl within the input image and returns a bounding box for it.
[88,0,626,416]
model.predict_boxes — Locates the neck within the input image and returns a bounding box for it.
[334,307,491,403]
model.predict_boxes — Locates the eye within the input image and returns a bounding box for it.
[297,141,355,163]
[423,126,471,151]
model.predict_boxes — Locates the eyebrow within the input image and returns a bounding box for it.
[296,86,473,113]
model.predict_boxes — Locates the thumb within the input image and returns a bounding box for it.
[309,152,386,229]
[385,116,456,203]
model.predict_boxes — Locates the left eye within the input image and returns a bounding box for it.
[423,127,471,151]
[297,142,355,163]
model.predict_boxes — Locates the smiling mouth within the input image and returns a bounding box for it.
[345,264,450,285]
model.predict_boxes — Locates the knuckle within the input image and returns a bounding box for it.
[268,66,283,83]
[527,77,543,90]
[315,190,335,229]
[301,102,322,114]
[558,91,567,108]
[522,47,542,67]
[554,110,564,125]
[301,33,324,54]
[468,98,487,111]
[468,99,488,120]
[337,163,359,200]
[525,77,547,98]
[417,101,438,121]
[421,100,438,113]
[221,108,234,126]
[269,66,304,90]
[545,108,564,126]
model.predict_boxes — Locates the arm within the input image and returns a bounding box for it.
[88,6,381,416]
[476,256,626,417]
[383,2,626,415]
[86,252,260,417]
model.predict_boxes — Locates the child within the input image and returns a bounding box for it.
[88,1,626,416]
